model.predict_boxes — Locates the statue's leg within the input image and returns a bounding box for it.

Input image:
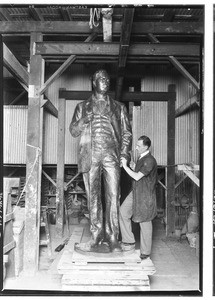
[88,151,104,245]
[103,150,122,252]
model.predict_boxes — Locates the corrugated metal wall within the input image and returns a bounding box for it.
[4,105,28,164]
[132,65,200,166]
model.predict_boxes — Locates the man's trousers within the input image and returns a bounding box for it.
[119,191,152,255]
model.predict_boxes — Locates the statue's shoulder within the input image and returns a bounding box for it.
[109,96,125,108]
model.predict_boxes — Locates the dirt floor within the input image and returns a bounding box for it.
[2,216,200,295]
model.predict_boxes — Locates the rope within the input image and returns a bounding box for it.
[12,144,41,213]
[89,8,101,29]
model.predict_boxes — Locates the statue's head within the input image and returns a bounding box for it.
[92,69,110,94]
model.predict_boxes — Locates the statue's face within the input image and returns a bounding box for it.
[93,72,110,94]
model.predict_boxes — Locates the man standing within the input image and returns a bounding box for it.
[70,69,132,252]
[120,135,157,259]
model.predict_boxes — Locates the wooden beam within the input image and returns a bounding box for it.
[39,33,97,95]
[168,56,200,90]
[23,32,44,276]
[148,33,200,91]
[0,8,12,21]
[42,170,56,187]
[59,90,175,102]
[35,42,200,57]
[41,98,58,118]
[175,93,200,118]
[177,164,199,187]
[3,43,29,86]
[56,97,66,237]
[166,84,176,236]
[0,21,204,34]
[116,8,134,101]
[29,6,44,21]
[10,90,27,105]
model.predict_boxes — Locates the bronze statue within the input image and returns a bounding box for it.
[70,69,132,252]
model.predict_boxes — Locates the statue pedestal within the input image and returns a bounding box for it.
[58,245,155,292]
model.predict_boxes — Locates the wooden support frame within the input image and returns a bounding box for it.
[166,84,176,236]
[41,99,58,118]
[39,33,97,95]
[23,32,44,275]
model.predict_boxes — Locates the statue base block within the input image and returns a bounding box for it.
[74,242,135,257]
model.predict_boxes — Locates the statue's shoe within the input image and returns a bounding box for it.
[74,240,99,252]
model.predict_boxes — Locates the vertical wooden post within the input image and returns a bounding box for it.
[56,96,66,237]
[23,32,44,275]
[166,84,176,236]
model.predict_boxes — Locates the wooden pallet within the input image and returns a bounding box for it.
[57,227,156,292]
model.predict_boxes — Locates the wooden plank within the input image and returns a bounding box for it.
[23,32,44,275]
[35,42,200,57]
[56,97,66,237]
[175,93,200,117]
[0,21,203,34]
[62,277,149,286]
[166,85,176,236]
[62,270,150,280]
[59,90,175,102]
[3,43,29,86]
[5,212,14,222]
[62,284,150,292]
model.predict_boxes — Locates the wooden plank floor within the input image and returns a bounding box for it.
[57,226,156,292]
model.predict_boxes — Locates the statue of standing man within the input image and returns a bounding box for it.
[70,69,132,252]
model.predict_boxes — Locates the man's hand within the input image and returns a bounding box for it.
[120,157,127,168]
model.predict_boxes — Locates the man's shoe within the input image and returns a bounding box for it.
[120,242,135,251]
[140,253,150,260]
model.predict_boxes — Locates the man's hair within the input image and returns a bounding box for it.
[93,69,110,82]
[138,135,151,148]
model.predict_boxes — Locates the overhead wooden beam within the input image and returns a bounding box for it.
[29,6,44,21]
[0,8,12,21]
[148,33,200,90]
[59,89,175,102]
[39,33,97,95]
[23,32,44,276]
[3,43,29,86]
[0,21,204,34]
[175,93,200,118]
[35,42,200,57]
[41,98,58,118]
[116,7,134,101]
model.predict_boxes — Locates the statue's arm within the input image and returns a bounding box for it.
[69,103,85,137]
[120,104,132,160]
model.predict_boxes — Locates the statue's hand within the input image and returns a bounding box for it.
[83,113,93,124]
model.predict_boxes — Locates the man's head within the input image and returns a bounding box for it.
[92,69,110,94]
[136,135,151,155]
